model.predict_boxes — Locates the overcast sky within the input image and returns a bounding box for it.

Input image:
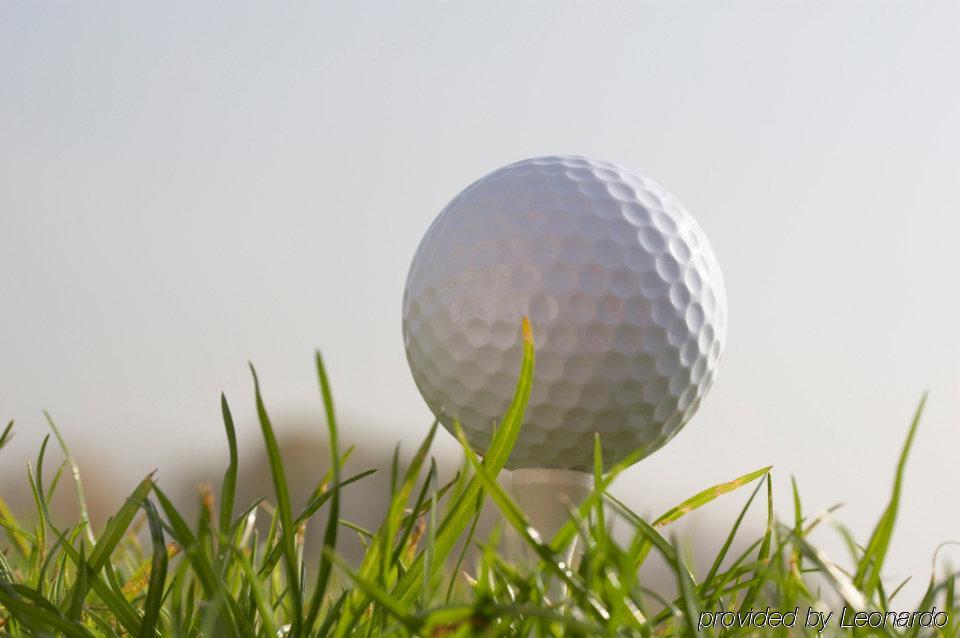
[2,2,958,602]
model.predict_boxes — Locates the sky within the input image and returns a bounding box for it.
[2,1,958,602]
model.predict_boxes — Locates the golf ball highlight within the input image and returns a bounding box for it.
[403,156,727,471]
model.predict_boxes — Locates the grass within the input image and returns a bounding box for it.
[0,318,957,636]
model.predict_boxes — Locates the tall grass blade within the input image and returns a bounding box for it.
[249,363,302,634]
[393,459,436,568]
[738,473,774,612]
[305,351,343,632]
[0,420,12,451]
[672,535,703,638]
[65,542,88,622]
[44,412,96,546]
[854,393,926,598]
[218,393,239,535]
[390,317,535,609]
[592,434,606,551]
[422,458,439,606]
[138,499,168,638]
[88,475,154,572]
[455,423,607,620]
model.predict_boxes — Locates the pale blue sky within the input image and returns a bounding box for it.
[2,2,958,600]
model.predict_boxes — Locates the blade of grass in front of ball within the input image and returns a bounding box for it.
[454,422,606,621]
[389,317,535,610]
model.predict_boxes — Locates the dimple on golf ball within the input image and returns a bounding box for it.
[402,156,727,471]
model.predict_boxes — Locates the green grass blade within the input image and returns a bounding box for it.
[444,491,482,604]
[218,393,239,535]
[592,434,606,552]
[138,500,169,638]
[0,420,12,451]
[393,455,437,568]
[737,473,774,612]
[390,317,535,609]
[27,461,48,581]
[422,458,439,606]
[45,460,67,503]
[249,363,302,634]
[854,393,926,598]
[44,412,96,546]
[297,469,376,529]
[65,541,88,622]
[887,575,912,602]
[89,475,155,572]
[383,421,440,572]
[672,534,703,638]
[455,423,607,620]
[907,577,939,638]
[31,436,55,592]
[786,475,808,604]
[304,351,344,632]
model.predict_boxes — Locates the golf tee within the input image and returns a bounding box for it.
[508,468,594,568]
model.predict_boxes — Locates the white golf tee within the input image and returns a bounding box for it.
[508,468,594,568]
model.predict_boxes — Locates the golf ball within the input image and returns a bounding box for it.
[403,156,726,471]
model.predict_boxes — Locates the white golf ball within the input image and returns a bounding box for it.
[403,156,727,471]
